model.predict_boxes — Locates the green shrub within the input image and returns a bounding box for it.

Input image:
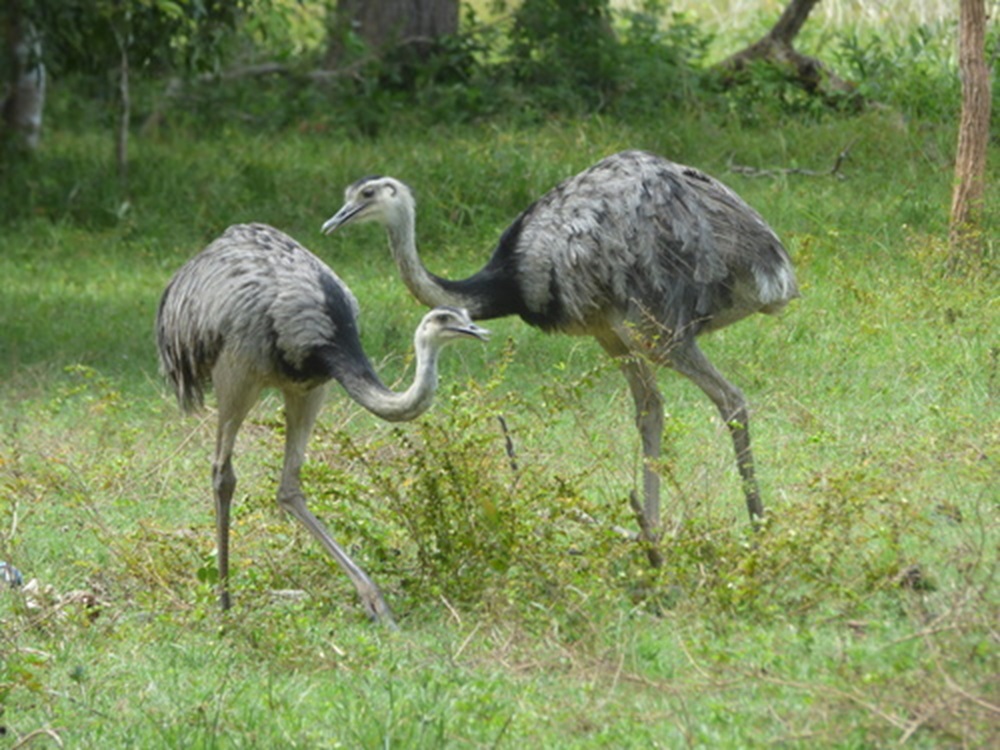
[300,342,638,623]
[833,23,962,121]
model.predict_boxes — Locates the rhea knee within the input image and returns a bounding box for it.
[212,461,237,500]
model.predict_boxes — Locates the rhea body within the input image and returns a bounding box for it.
[156,223,488,625]
[322,150,798,558]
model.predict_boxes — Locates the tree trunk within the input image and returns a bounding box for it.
[765,0,818,45]
[326,0,459,66]
[116,32,130,195]
[716,0,859,105]
[949,0,991,256]
[2,3,46,151]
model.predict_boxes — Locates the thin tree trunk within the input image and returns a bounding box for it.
[2,7,46,150]
[766,0,819,45]
[115,28,130,195]
[949,0,991,256]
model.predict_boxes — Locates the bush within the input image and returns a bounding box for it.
[301,343,638,622]
[833,23,963,121]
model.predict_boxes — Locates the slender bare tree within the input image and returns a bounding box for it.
[949,0,991,257]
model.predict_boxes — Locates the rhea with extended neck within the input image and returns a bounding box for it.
[322,178,516,320]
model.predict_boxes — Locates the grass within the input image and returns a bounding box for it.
[1,28,998,750]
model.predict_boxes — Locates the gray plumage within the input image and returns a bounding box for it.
[156,223,488,625]
[322,151,798,560]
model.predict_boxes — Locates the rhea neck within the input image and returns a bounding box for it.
[383,202,520,322]
[338,328,441,424]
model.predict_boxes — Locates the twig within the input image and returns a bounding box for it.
[678,636,717,683]
[750,673,909,731]
[922,626,1000,717]
[897,705,942,745]
[440,594,462,626]
[496,415,518,473]
[942,676,1000,716]
[886,621,962,648]
[728,140,857,180]
[452,621,482,662]
[608,649,626,696]
[830,139,855,175]
[10,727,66,749]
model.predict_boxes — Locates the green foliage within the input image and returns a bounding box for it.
[26,0,252,75]
[612,3,710,114]
[711,58,838,125]
[708,19,973,127]
[303,342,635,623]
[508,0,619,102]
[0,4,997,745]
[5,2,971,142]
[665,468,933,619]
[832,23,963,121]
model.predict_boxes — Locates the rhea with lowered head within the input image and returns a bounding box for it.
[157,223,488,626]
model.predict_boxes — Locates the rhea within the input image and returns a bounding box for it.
[322,150,798,561]
[156,223,488,626]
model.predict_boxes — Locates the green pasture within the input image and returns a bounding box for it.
[1,4,997,747]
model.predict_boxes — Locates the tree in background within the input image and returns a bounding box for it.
[1,0,250,185]
[1,0,45,151]
[326,0,458,66]
[950,0,991,259]
[716,0,859,106]
[509,0,617,93]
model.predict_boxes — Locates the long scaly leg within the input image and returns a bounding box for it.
[667,339,764,523]
[211,366,262,610]
[597,332,664,567]
[279,386,397,628]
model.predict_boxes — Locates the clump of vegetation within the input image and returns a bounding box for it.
[300,343,636,624]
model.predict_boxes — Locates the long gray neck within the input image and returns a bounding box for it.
[330,330,441,423]
[386,211,480,313]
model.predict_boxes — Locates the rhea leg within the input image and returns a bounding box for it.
[598,332,664,567]
[667,339,764,523]
[212,372,262,611]
[279,386,397,628]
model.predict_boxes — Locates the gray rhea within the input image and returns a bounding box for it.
[156,223,489,626]
[322,150,798,559]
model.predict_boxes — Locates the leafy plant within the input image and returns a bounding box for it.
[302,341,635,621]
[833,23,962,121]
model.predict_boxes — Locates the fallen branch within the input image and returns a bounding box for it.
[10,727,66,749]
[727,140,856,180]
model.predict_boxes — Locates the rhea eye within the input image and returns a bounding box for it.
[361,187,375,198]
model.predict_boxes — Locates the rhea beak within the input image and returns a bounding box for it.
[453,323,490,342]
[321,203,363,235]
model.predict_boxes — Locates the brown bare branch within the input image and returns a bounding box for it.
[727,141,857,180]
